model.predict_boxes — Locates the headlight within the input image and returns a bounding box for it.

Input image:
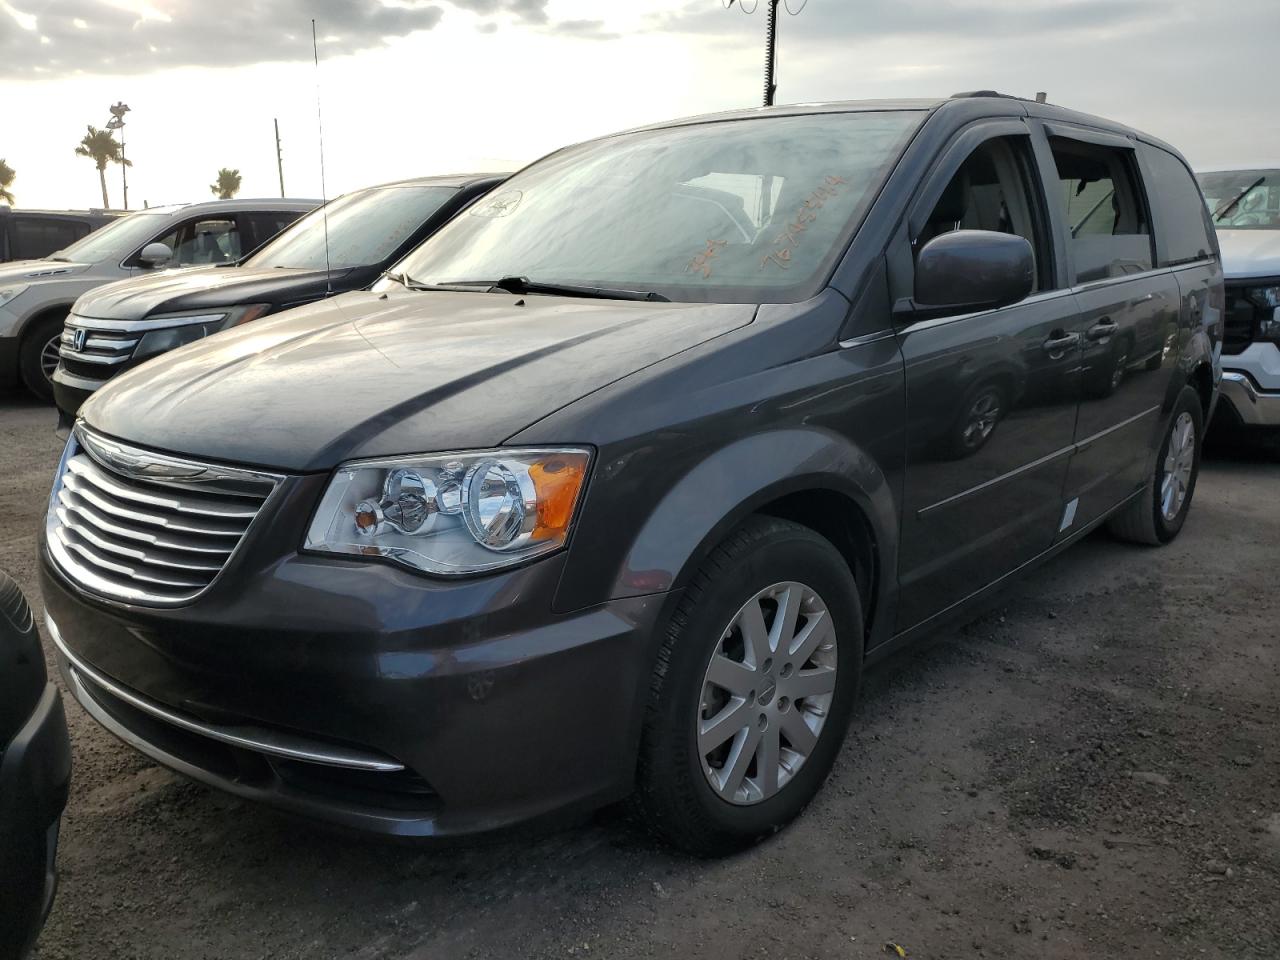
[0,283,29,308]
[1245,286,1280,343]
[132,305,272,361]
[305,448,592,575]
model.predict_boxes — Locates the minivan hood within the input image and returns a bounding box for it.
[81,289,756,472]
[1217,229,1280,280]
[0,259,92,282]
[74,265,357,322]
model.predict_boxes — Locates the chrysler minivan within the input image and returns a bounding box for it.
[43,94,1222,856]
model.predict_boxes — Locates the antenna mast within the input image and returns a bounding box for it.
[312,20,332,296]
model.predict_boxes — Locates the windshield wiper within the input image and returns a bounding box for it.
[444,276,670,302]
[1212,176,1265,222]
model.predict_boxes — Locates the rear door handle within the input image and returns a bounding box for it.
[1085,317,1118,341]
[1043,332,1078,355]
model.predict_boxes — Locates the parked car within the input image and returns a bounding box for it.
[0,572,71,960]
[0,197,317,401]
[0,207,119,264]
[42,94,1221,856]
[1196,165,1280,441]
[52,174,506,418]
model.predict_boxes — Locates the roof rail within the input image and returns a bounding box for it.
[949,90,1023,100]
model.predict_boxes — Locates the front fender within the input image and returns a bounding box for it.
[602,426,898,630]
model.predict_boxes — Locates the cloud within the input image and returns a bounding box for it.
[551,19,621,41]
[0,0,552,76]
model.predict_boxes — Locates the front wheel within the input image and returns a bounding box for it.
[634,517,862,856]
[1108,384,1203,545]
[18,314,65,402]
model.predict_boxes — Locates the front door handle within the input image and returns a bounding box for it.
[1085,317,1118,341]
[1042,332,1078,355]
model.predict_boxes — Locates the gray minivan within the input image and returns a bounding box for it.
[43,94,1222,855]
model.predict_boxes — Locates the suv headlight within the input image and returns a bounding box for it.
[0,283,29,308]
[305,448,592,576]
[1245,286,1280,342]
[133,305,273,361]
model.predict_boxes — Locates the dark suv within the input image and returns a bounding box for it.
[53,174,505,418]
[42,94,1222,856]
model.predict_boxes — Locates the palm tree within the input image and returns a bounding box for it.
[210,168,242,200]
[0,159,14,205]
[74,126,129,208]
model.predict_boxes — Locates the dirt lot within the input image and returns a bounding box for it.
[3,394,1277,960]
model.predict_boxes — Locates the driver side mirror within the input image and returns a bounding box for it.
[902,230,1034,319]
[138,242,173,269]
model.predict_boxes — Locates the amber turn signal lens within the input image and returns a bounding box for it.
[529,452,590,541]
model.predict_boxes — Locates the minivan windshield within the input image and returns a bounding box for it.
[392,111,923,303]
[48,211,170,263]
[247,184,458,270]
[1198,169,1280,229]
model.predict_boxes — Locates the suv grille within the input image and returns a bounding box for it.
[59,320,139,380]
[46,427,283,605]
[1223,285,1256,356]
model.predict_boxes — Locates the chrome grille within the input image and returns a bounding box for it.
[59,322,139,369]
[46,427,283,605]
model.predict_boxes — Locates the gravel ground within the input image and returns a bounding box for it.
[3,394,1277,960]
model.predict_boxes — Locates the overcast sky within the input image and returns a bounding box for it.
[1,0,1275,209]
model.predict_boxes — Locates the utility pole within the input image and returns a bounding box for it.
[274,118,286,197]
[727,0,805,108]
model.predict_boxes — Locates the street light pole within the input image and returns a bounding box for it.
[727,0,802,108]
[107,101,131,210]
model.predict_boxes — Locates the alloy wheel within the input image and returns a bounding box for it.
[1160,411,1195,522]
[40,332,61,383]
[696,581,838,806]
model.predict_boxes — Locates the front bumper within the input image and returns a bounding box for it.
[51,366,104,419]
[0,334,18,389]
[0,683,71,958]
[1218,371,1280,427]
[41,547,672,838]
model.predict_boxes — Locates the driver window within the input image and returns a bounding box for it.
[152,217,243,266]
[916,136,1050,292]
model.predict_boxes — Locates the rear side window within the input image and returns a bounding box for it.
[10,217,89,259]
[154,217,243,265]
[1144,148,1215,265]
[1049,137,1153,283]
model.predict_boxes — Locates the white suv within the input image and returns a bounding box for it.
[0,197,315,400]
[1198,165,1280,439]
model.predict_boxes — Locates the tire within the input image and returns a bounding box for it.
[634,516,863,856]
[1108,384,1203,545]
[946,380,1006,458]
[18,314,65,402]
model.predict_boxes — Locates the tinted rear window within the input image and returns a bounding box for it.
[1145,148,1215,265]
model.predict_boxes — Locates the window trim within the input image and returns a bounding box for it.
[1042,128,1157,287]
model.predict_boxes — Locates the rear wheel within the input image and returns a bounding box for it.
[1108,385,1203,544]
[634,517,862,856]
[18,314,65,402]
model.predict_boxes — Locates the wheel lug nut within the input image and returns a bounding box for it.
[780,663,793,679]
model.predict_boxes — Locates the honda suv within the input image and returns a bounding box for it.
[52,174,505,418]
[0,197,316,400]
[42,94,1222,856]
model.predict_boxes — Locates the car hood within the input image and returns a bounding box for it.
[1217,229,1280,280]
[73,265,357,321]
[81,289,756,472]
[0,259,92,283]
